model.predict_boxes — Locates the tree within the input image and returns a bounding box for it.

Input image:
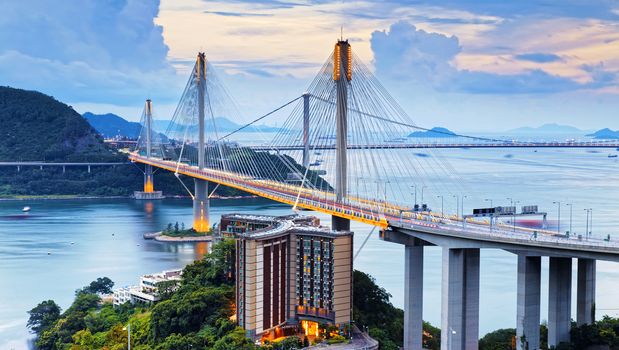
[87,277,114,294]
[174,222,179,233]
[479,328,515,350]
[27,300,61,335]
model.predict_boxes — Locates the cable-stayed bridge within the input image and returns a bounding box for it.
[129,43,619,350]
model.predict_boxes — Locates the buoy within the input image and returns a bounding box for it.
[70,242,74,245]
[47,252,51,255]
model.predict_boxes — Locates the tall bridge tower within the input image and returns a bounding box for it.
[332,40,351,232]
[134,99,163,200]
[193,52,210,233]
[144,99,154,193]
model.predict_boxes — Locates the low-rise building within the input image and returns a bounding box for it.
[225,213,353,342]
[112,269,183,306]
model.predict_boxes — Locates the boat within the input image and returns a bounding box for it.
[608,154,618,158]
[22,206,31,212]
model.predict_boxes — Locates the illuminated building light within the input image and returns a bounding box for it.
[333,43,341,81]
[346,44,352,81]
[144,177,154,193]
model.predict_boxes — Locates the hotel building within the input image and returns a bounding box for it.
[221,214,353,341]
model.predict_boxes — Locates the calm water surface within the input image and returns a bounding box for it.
[2,148,619,349]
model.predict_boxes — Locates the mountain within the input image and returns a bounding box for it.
[83,112,142,139]
[507,123,585,135]
[0,87,111,162]
[586,128,619,139]
[153,117,284,134]
[408,127,457,138]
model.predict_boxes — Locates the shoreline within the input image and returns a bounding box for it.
[0,194,259,201]
[144,231,213,242]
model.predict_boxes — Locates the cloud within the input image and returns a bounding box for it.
[0,0,179,105]
[383,0,619,21]
[203,10,273,17]
[514,53,563,63]
[371,21,617,94]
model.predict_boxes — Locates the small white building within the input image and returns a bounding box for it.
[112,269,183,306]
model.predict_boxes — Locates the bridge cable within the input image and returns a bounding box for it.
[217,95,303,141]
[353,226,377,262]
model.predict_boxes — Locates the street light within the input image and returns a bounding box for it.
[437,195,444,218]
[410,185,417,206]
[461,195,468,218]
[553,201,561,235]
[565,203,573,235]
[453,195,460,219]
[123,323,131,350]
[513,200,520,232]
[484,198,493,207]
[584,208,593,239]
[506,197,514,231]
[421,185,428,205]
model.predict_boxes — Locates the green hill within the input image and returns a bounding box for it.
[0,87,321,198]
[0,87,190,197]
[0,87,114,162]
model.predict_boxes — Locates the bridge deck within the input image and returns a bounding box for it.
[131,153,619,257]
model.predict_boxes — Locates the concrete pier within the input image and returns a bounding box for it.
[548,257,572,347]
[441,248,479,350]
[577,258,596,326]
[404,245,423,350]
[516,255,541,350]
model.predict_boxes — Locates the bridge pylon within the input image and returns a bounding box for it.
[134,99,163,200]
[193,52,210,233]
[332,40,351,231]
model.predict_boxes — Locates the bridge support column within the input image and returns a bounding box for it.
[192,52,209,233]
[577,259,596,326]
[548,257,572,347]
[193,179,209,233]
[404,245,423,350]
[87,165,91,173]
[516,255,541,350]
[332,40,351,232]
[62,165,66,174]
[441,248,479,350]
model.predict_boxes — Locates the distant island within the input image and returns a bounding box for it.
[506,123,587,135]
[84,113,285,139]
[83,112,142,139]
[408,127,457,138]
[586,128,619,140]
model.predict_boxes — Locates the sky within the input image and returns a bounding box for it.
[1,0,618,132]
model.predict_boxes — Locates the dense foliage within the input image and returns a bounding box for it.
[28,240,241,350]
[0,87,110,162]
[352,270,440,350]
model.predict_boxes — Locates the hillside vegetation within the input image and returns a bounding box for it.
[0,87,113,162]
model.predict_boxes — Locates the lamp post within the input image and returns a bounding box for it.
[461,195,468,218]
[566,203,573,235]
[513,200,520,232]
[437,195,444,218]
[506,197,514,231]
[123,323,131,350]
[421,185,428,205]
[553,201,561,235]
[484,198,493,207]
[583,209,590,239]
[411,185,417,207]
[453,195,460,219]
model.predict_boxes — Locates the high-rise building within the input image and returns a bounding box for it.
[221,214,353,341]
